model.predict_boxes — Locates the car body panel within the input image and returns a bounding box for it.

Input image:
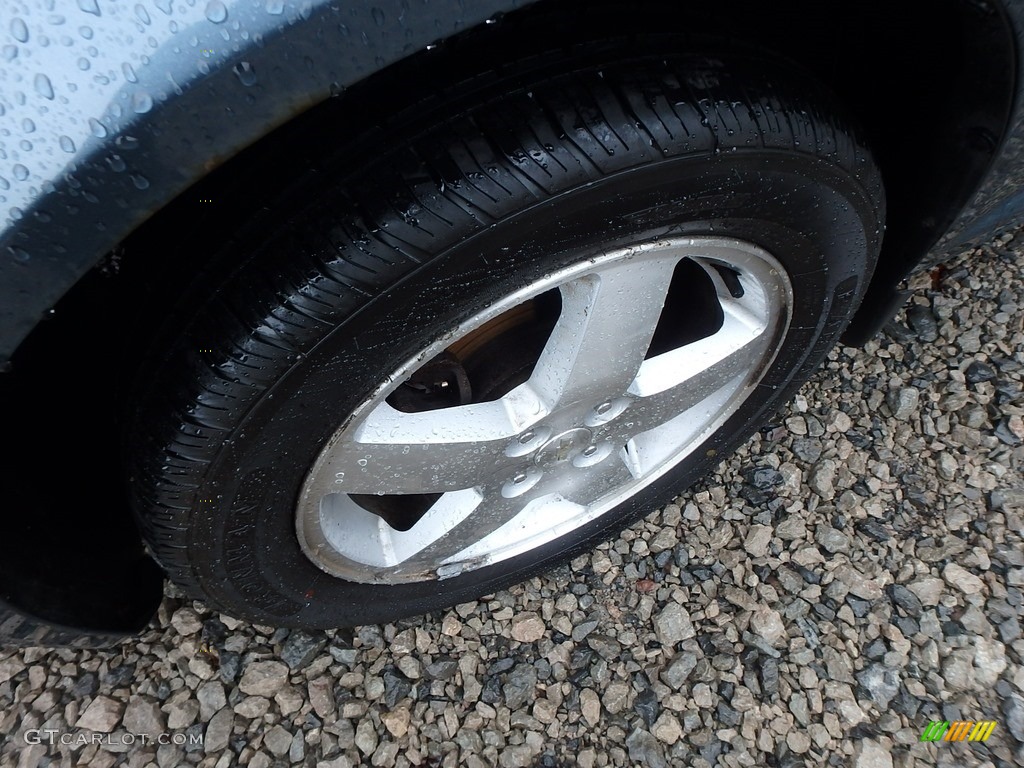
[0,0,536,367]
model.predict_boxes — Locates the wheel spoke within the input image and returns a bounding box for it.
[316,488,483,569]
[323,399,531,494]
[399,450,638,573]
[392,486,531,574]
[529,254,681,409]
[617,300,773,439]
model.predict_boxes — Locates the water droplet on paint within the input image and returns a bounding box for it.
[232,60,256,86]
[77,0,101,17]
[10,19,29,43]
[204,0,227,23]
[131,91,153,113]
[34,73,55,100]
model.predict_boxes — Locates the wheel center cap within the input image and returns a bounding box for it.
[535,428,593,468]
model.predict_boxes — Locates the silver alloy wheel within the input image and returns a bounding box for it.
[296,236,792,584]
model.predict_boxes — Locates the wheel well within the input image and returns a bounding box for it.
[0,0,1013,631]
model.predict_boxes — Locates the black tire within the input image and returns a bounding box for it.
[128,53,883,628]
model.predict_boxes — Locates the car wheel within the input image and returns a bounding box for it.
[129,53,884,627]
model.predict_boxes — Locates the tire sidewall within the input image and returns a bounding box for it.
[191,150,880,626]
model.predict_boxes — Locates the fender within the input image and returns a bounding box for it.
[0,0,536,367]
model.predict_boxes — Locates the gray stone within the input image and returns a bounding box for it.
[197,681,226,721]
[625,729,667,768]
[424,657,459,680]
[1004,696,1024,742]
[943,563,985,595]
[907,577,944,606]
[973,637,1007,687]
[602,681,631,714]
[906,304,938,342]
[661,652,698,689]
[355,717,378,756]
[580,688,601,727]
[264,725,294,757]
[654,603,695,646]
[510,612,546,642]
[571,619,599,643]
[166,698,199,730]
[503,664,537,710]
[238,660,289,697]
[289,733,305,764]
[787,731,812,754]
[280,631,327,671]
[815,524,849,554]
[1000,616,1022,644]
[744,525,772,557]
[808,460,838,500]
[204,708,234,753]
[857,665,900,709]
[887,387,920,420]
[649,527,678,554]
[75,696,123,732]
[792,438,822,463]
[775,516,807,541]
[498,745,535,768]
[991,488,1024,511]
[587,634,621,660]
[122,696,165,735]
[888,585,923,618]
[169,608,203,636]
[749,606,786,647]
[852,738,893,768]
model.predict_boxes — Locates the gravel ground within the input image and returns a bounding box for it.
[3,231,1024,768]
